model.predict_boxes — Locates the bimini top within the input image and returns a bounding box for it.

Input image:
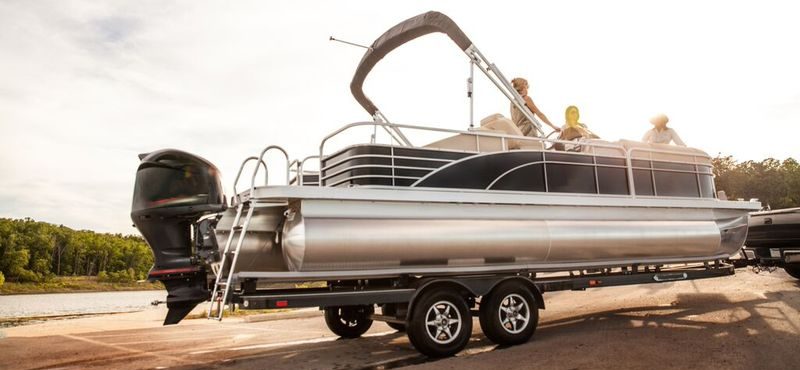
[350,11,473,117]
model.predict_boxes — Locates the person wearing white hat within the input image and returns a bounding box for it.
[642,114,685,146]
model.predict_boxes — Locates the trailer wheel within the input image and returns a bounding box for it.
[785,264,800,280]
[479,281,538,345]
[324,305,374,338]
[407,289,472,357]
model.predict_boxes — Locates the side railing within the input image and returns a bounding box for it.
[319,121,629,159]
[297,155,321,186]
[233,121,715,201]
[317,121,715,200]
[229,145,292,205]
[250,146,290,194]
[232,157,268,204]
[627,147,716,199]
[286,156,321,186]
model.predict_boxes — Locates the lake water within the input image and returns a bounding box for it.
[0,290,167,319]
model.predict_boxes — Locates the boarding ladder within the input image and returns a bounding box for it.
[208,146,290,320]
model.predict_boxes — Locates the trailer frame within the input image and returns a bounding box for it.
[220,259,734,356]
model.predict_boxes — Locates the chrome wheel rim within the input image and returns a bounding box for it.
[336,308,360,327]
[497,293,530,334]
[424,300,462,344]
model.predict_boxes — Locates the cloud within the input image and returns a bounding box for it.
[1,1,799,234]
[91,16,139,44]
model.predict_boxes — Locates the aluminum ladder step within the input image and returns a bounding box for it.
[207,201,255,320]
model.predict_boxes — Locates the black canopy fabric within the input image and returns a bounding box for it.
[350,11,473,116]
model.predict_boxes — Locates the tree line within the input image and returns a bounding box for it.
[0,156,797,285]
[713,156,799,210]
[0,218,153,284]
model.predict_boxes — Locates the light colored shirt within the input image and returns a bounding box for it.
[642,127,685,146]
[510,102,537,137]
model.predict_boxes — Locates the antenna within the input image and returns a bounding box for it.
[467,57,475,128]
[329,36,373,51]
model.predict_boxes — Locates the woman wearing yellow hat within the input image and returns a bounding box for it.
[553,106,599,151]
[559,105,598,141]
[642,114,685,146]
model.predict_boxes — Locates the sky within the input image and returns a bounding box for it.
[1,1,799,234]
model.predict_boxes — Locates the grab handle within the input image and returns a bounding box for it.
[249,145,290,196]
[233,157,267,198]
[653,272,688,282]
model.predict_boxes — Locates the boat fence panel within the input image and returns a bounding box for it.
[299,121,715,200]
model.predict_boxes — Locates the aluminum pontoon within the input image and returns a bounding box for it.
[131,11,760,357]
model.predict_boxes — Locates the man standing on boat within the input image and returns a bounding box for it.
[642,114,686,146]
[510,77,561,137]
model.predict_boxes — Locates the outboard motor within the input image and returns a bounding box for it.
[131,149,226,325]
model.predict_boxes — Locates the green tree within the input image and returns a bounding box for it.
[4,249,30,277]
[713,156,800,209]
[0,218,155,281]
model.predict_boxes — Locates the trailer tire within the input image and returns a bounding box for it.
[479,280,538,346]
[785,264,800,280]
[407,289,472,357]
[324,305,374,338]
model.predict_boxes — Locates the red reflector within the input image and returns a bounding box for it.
[589,280,601,286]
[276,300,289,308]
[149,267,199,276]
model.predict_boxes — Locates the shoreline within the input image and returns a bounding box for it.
[0,286,163,296]
[0,276,163,296]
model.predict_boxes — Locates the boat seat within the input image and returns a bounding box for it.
[478,114,544,150]
[423,132,505,153]
[576,139,626,157]
[478,113,520,134]
[618,139,711,165]
[423,114,544,152]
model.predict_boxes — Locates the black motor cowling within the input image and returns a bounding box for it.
[131,149,226,325]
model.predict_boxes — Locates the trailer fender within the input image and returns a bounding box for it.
[477,276,545,311]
